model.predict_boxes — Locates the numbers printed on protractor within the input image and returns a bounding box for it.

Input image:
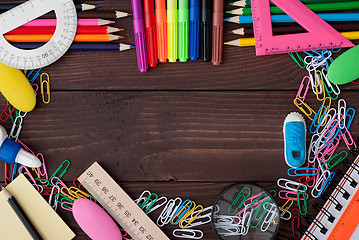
[0,0,77,69]
[78,162,170,240]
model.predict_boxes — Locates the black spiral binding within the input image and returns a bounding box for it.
[328,183,350,200]
[344,159,359,174]
[322,192,343,211]
[337,170,358,188]
[299,227,317,240]
[304,215,328,235]
[313,203,335,223]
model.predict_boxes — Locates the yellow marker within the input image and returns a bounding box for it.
[0,63,36,112]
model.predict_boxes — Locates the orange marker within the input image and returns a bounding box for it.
[5,34,123,42]
[155,0,167,63]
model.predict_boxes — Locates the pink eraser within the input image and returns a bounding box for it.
[72,198,122,240]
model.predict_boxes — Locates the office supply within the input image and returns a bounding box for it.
[7,26,123,35]
[178,0,189,62]
[5,34,124,43]
[227,1,359,15]
[0,174,75,239]
[39,10,131,20]
[23,18,113,27]
[201,0,212,62]
[189,0,200,61]
[328,45,359,85]
[229,0,359,7]
[13,43,135,52]
[0,63,36,112]
[212,0,223,66]
[1,185,42,240]
[144,0,158,67]
[250,0,354,55]
[72,198,123,240]
[0,0,77,69]
[132,0,149,73]
[155,0,168,63]
[0,3,98,12]
[40,73,50,104]
[78,162,170,240]
[168,0,178,62]
[301,156,359,240]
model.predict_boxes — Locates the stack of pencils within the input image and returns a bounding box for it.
[2,3,135,52]
[224,0,359,47]
[131,0,225,73]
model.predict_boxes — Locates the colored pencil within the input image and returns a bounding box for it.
[40,10,131,19]
[5,34,123,43]
[229,0,359,7]
[229,22,359,36]
[227,1,359,15]
[225,13,359,24]
[13,43,135,51]
[22,19,115,27]
[7,26,123,35]
[0,3,98,12]
[224,31,359,47]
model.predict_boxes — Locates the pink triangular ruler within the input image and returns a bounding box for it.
[251,0,354,56]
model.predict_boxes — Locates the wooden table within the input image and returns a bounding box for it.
[1,0,359,239]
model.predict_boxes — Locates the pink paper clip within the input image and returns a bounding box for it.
[0,103,15,122]
[36,153,48,184]
[51,176,68,189]
[341,126,357,151]
[295,76,311,106]
[278,190,308,201]
[17,139,36,155]
[18,166,41,192]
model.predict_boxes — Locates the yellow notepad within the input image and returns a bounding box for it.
[0,174,75,239]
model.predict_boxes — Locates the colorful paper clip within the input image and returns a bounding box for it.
[0,103,15,122]
[40,73,50,104]
[49,160,70,186]
[288,167,318,177]
[291,208,301,239]
[296,186,307,215]
[227,186,250,215]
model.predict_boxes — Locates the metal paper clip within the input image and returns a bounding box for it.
[322,151,348,171]
[322,68,340,99]
[317,171,335,198]
[310,106,326,134]
[49,185,60,211]
[173,229,203,239]
[147,196,168,214]
[288,167,318,177]
[278,190,308,201]
[5,163,13,185]
[277,178,307,192]
[293,98,316,121]
[171,199,193,225]
[341,126,358,151]
[50,176,68,189]
[157,197,182,227]
[140,193,158,213]
[338,99,346,129]
[227,186,250,215]
[296,186,307,215]
[288,52,306,68]
[314,70,325,101]
[61,187,77,201]
[26,68,42,84]
[49,160,70,186]
[260,202,277,232]
[68,186,92,200]
[9,116,23,141]
[40,73,51,104]
[18,166,41,192]
[36,153,48,184]
[0,103,15,122]
[61,201,73,211]
[295,76,311,106]
[291,208,301,239]
[135,190,151,205]
[251,198,270,228]
[311,170,330,198]
[186,206,212,228]
[345,108,355,131]
[179,204,204,228]
[279,199,293,219]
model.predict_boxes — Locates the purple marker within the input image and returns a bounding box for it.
[132,0,149,73]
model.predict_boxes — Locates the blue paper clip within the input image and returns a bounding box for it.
[310,106,327,134]
[318,172,335,198]
[171,199,192,225]
[26,68,42,84]
[288,167,318,177]
[342,108,356,135]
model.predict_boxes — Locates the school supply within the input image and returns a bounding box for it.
[212,0,224,66]
[229,0,359,7]
[227,1,359,15]
[178,0,189,62]
[23,18,114,27]
[132,0,149,73]
[72,198,123,240]
[283,112,306,168]
[0,125,41,167]
[0,0,77,69]
[0,174,75,239]
[327,45,359,85]
[167,0,178,62]
[250,0,354,55]
[5,34,124,43]
[39,10,131,20]
[40,73,50,104]
[0,3,98,12]
[7,26,123,35]
[1,185,42,240]
[201,0,212,62]
[301,156,359,240]
[155,0,168,63]
[13,43,135,52]
[78,162,170,240]
[0,63,36,112]
[189,0,200,61]
[144,0,158,67]
[211,184,280,239]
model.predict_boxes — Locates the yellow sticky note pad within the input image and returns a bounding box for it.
[0,174,75,239]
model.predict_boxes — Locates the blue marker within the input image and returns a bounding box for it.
[189,0,200,61]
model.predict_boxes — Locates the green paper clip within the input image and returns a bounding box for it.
[50,160,70,186]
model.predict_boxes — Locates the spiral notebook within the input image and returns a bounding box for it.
[301,156,359,240]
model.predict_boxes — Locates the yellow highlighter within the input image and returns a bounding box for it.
[0,63,36,112]
[167,0,178,62]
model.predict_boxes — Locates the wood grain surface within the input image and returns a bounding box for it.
[1,0,359,239]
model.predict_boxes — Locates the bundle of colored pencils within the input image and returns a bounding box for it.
[224,0,359,47]
[1,3,135,52]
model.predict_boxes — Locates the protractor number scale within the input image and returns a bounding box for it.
[78,162,170,240]
[0,0,77,69]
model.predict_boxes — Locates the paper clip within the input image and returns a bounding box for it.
[179,204,204,228]
[26,68,42,84]
[4,163,13,185]
[310,106,327,133]
[288,167,318,177]
[9,116,23,141]
[140,193,158,213]
[288,52,306,68]
[322,69,340,99]
[227,186,250,215]
[270,190,277,197]
[293,98,316,121]
[18,166,41,192]
[61,201,73,212]
[277,178,307,192]
[251,198,270,228]
[314,70,325,101]
[40,73,50,104]
[0,103,15,122]
[296,186,307,215]
[135,190,151,205]
[250,191,270,210]
[157,197,182,227]
[49,160,70,186]
[35,153,48,184]
[322,151,348,171]
[60,187,77,201]
[49,185,60,211]
[295,76,311,106]
[337,99,346,129]
[173,229,203,239]
[311,170,330,198]
[317,171,335,198]
[147,196,167,214]
[50,176,68,189]
[278,190,308,201]
[68,186,92,200]
[341,126,358,151]
[171,199,193,225]
[345,108,355,131]
[260,202,277,232]
[186,206,212,228]
[291,208,301,239]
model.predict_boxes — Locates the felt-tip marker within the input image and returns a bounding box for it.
[189,0,200,61]
[178,0,189,62]
[131,0,148,72]
[144,0,158,67]
[167,0,178,63]
[201,0,212,62]
[212,0,224,65]
[155,0,168,63]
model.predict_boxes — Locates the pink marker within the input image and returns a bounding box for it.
[22,18,115,27]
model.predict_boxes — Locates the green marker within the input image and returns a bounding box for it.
[178,0,189,62]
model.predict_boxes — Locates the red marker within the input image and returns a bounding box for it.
[144,0,158,67]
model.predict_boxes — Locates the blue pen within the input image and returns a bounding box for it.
[225,12,359,24]
[189,0,200,61]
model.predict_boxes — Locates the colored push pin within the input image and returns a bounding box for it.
[0,125,41,168]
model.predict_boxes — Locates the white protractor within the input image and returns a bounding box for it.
[0,0,77,69]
